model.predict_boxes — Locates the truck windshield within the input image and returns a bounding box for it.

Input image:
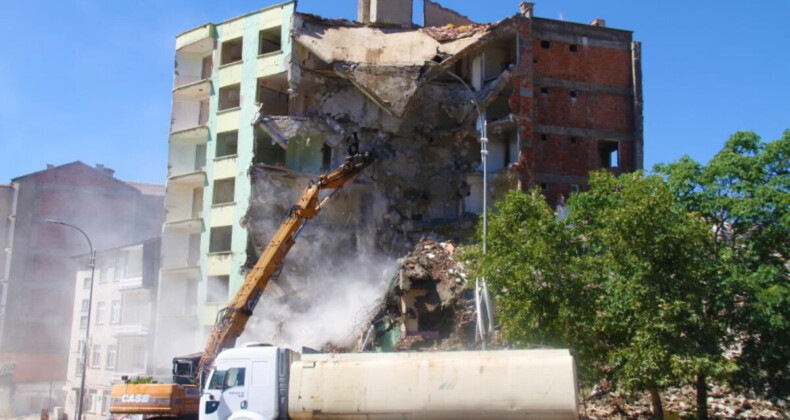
[207,367,245,390]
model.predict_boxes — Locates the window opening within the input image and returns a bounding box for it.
[254,129,286,166]
[569,44,578,53]
[209,226,233,253]
[212,179,235,205]
[216,131,238,157]
[540,40,551,49]
[207,275,230,303]
[220,38,243,65]
[258,27,282,55]
[219,84,241,111]
[597,140,619,168]
[256,83,288,116]
[540,87,548,95]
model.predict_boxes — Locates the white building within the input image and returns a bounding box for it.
[63,238,160,420]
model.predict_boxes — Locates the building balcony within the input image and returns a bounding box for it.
[117,276,144,290]
[163,217,203,234]
[206,252,232,276]
[176,24,215,53]
[173,79,211,100]
[170,125,209,145]
[115,323,150,336]
[167,170,206,187]
[160,265,200,277]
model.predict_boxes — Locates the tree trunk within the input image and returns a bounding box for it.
[696,373,709,420]
[649,386,664,420]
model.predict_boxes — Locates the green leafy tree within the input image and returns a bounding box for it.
[655,130,790,400]
[568,172,732,420]
[470,172,732,420]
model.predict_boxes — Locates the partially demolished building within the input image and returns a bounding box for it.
[156,0,642,364]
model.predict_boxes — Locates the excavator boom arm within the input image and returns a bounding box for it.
[196,152,375,382]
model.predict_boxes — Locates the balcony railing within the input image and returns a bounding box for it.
[117,277,143,290]
[115,324,150,336]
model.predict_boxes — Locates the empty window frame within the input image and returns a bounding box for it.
[540,40,551,49]
[256,82,288,116]
[598,140,619,168]
[207,275,230,303]
[259,27,282,55]
[209,226,233,253]
[213,178,235,205]
[569,44,578,53]
[254,128,286,166]
[219,84,241,111]
[220,38,243,65]
[216,131,239,158]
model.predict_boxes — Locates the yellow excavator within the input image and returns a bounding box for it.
[109,152,375,419]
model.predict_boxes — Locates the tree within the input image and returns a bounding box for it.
[568,171,732,420]
[470,172,731,420]
[655,130,790,400]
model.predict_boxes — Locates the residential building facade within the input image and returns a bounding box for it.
[0,162,164,416]
[157,0,641,364]
[156,2,296,367]
[63,238,161,420]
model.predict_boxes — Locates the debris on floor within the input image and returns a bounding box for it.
[353,239,479,352]
[580,382,788,419]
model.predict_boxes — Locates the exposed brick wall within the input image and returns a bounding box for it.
[536,88,634,132]
[533,40,632,87]
[509,17,641,203]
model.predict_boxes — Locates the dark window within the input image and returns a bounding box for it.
[570,91,578,99]
[258,27,282,55]
[598,140,619,168]
[209,226,232,253]
[220,38,243,65]
[540,183,548,191]
[540,87,548,95]
[540,134,548,141]
[540,40,551,49]
[569,44,578,53]
[207,276,230,303]
[219,84,241,111]
[254,129,286,166]
[216,131,238,158]
[212,179,235,205]
[256,82,288,116]
[570,184,580,193]
[570,136,578,144]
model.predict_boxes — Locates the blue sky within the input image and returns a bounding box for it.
[0,0,787,184]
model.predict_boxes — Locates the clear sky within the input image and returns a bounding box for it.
[0,0,787,184]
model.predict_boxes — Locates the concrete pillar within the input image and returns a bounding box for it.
[358,0,371,24]
[520,2,535,18]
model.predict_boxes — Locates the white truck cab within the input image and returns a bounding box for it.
[201,345,292,420]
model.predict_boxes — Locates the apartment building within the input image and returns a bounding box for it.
[157,0,641,361]
[63,238,161,420]
[156,1,295,366]
[0,162,164,416]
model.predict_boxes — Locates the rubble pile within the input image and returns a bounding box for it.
[357,239,479,351]
[581,383,788,419]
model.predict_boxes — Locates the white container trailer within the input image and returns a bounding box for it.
[201,346,579,420]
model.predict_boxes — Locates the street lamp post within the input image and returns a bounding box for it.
[45,219,95,420]
[425,61,493,347]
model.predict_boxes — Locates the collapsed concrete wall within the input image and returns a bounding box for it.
[424,0,475,27]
